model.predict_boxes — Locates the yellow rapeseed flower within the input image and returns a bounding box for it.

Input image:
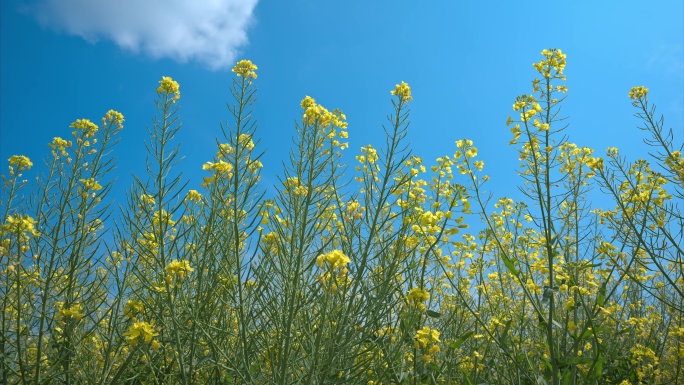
[123,321,158,346]
[8,155,33,175]
[316,249,351,269]
[629,86,648,100]
[157,76,181,102]
[71,119,99,138]
[184,190,202,204]
[301,95,316,108]
[232,59,258,79]
[165,259,195,278]
[407,287,430,304]
[565,296,575,311]
[104,109,125,129]
[2,214,40,239]
[124,300,145,319]
[57,302,85,321]
[414,326,440,349]
[391,81,413,102]
[80,178,102,191]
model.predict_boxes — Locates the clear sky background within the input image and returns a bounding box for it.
[1,0,682,215]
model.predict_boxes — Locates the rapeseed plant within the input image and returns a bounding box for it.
[1,49,681,385]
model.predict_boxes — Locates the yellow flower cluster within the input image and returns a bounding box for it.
[80,178,102,191]
[300,95,348,133]
[152,209,176,228]
[238,133,255,151]
[391,81,413,102]
[359,145,379,164]
[232,59,258,79]
[407,287,430,311]
[184,189,202,204]
[412,210,450,236]
[316,249,351,269]
[316,250,351,292]
[585,156,604,171]
[103,109,125,129]
[165,259,194,278]
[124,300,145,320]
[7,155,33,175]
[532,118,550,131]
[71,118,98,138]
[57,302,85,321]
[532,48,567,78]
[202,160,234,186]
[203,160,233,174]
[48,137,71,157]
[564,296,575,311]
[123,321,159,347]
[283,176,308,196]
[414,326,440,363]
[664,150,684,187]
[2,214,40,240]
[513,96,542,123]
[344,200,365,220]
[157,76,180,102]
[629,86,648,100]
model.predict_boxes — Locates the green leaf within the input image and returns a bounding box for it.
[597,282,606,307]
[450,331,475,349]
[426,309,441,318]
[561,371,572,385]
[502,318,513,333]
[595,357,605,377]
[499,318,513,348]
[501,253,519,276]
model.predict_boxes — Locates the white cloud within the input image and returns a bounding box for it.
[28,0,259,70]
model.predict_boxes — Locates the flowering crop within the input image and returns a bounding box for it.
[1,50,681,385]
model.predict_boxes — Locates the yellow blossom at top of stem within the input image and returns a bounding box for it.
[124,300,145,319]
[2,214,40,239]
[165,259,194,278]
[414,326,440,349]
[407,287,430,304]
[629,86,648,100]
[316,249,351,269]
[71,119,98,138]
[586,156,604,171]
[532,48,567,78]
[8,155,33,173]
[80,178,102,191]
[57,302,85,321]
[157,76,180,102]
[48,137,71,157]
[232,59,258,79]
[184,190,202,204]
[140,194,156,206]
[123,321,158,346]
[203,160,234,175]
[301,95,316,109]
[103,110,125,129]
[565,296,575,311]
[238,133,255,151]
[391,81,413,102]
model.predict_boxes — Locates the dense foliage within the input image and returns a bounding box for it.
[1,50,682,384]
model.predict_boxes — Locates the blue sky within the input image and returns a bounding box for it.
[1,0,682,213]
